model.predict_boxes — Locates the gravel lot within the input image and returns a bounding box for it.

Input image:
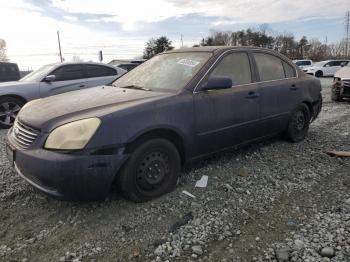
[0,78,349,262]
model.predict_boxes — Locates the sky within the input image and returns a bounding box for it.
[0,0,349,70]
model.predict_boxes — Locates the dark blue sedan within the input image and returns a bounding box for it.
[6,47,322,202]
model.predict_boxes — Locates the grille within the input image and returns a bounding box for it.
[343,79,350,88]
[12,120,39,148]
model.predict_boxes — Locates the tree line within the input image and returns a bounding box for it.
[143,26,349,61]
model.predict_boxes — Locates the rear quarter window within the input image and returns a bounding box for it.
[87,65,116,78]
[283,62,296,78]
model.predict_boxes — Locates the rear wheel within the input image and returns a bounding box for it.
[0,97,24,129]
[315,71,323,78]
[285,104,311,142]
[117,138,181,202]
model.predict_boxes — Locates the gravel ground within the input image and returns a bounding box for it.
[0,78,349,262]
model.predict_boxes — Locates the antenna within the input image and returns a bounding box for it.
[345,11,350,58]
[57,31,63,63]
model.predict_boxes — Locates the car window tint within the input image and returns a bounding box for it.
[210,52,252,86]
[303,61,311,66]
[254,53,285,81]
[283,62,296,78]
[52,65,85,81]
[87,65,116,78]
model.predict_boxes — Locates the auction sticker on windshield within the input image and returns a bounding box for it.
[177,59,200,67]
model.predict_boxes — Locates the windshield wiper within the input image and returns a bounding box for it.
[116,85,152,91]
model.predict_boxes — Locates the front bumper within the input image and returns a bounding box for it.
[6,135,128,200]
[332,80,350,98]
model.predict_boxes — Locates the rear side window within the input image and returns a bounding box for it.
[283,62,296,78]
[254,53,285,81]
[87,65,116,78]
[210,52,252,86]
[52,65,85,81]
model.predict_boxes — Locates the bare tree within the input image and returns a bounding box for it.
[72,55,83,62]
[0,39,8,62]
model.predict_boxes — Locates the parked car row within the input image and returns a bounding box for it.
[5,47,322,202]
[293,59,350,78]
[0,62,126,128]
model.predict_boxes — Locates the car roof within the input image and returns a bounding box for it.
[46,62,117,70]
[165,46,280,54]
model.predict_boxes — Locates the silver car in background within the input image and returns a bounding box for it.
[0,62,126,128]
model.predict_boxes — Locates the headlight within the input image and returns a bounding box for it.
[45,118,101,150]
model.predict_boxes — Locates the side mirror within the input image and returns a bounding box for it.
[202,76,232,91]
[44,75,56,82]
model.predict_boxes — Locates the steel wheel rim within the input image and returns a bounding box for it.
[136,150,170,191]
[293,111,306,132]
[0,102,21,126]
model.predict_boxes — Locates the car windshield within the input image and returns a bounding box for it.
[19,64,55,82]
[112,52,212,92]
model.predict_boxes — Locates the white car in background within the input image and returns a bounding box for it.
[0,62,126,128]
[293,59,313,70]
[304,60,350,77]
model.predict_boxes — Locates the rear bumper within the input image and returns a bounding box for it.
[6,136,128,200]
[332,81,350,98]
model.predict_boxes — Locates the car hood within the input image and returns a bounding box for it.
[334,67,350,79]
[0,81,36,88]
[18,85,172,131]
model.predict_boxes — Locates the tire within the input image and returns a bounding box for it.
[331,88,343,102]
[117,138,181,202]
[285,104,311,143]
[0,97,24,129]
[315,71,323,78]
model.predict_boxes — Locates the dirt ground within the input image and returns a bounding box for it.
[0,78,349,262]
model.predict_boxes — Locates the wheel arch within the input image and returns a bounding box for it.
[0,94,27,104]
[124,128,187,166]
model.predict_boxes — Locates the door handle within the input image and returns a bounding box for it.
[290,84,298,91]
[246,91,259,99]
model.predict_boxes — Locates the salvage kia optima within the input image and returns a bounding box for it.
[6,47,322,202]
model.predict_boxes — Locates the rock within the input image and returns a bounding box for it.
[275,248,291,262]
[320,247,335,258]
[294,240,304,250]
[191,245,203,255]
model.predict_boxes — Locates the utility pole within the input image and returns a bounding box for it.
[345,11,350,58]
[57,31,63,62]
[180,34,184,48]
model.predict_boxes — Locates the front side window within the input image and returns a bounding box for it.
[113,52,212,92]
[52,65,85,81]
[254,53,285,81]
[209,52,252,86]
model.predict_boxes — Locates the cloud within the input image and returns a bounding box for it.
[50,0,350,30]
[63,15,79,22]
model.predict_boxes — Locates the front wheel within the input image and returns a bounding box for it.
[315,71,323,78]
[285,104,311,142]
[116,138,181,202]
[331,88,343,102]
[0,97,24,129]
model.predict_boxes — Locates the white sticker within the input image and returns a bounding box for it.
[177,59,200,67]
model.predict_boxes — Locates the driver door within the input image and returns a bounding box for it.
[193,51,261,156]
[39,64,87,98]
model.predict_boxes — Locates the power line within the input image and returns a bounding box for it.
[345,11,350,58]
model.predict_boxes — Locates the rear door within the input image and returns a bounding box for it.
[85,65,119,87]
[252,52,300,135]
[193,51,261,155]
[39,64,87,97]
